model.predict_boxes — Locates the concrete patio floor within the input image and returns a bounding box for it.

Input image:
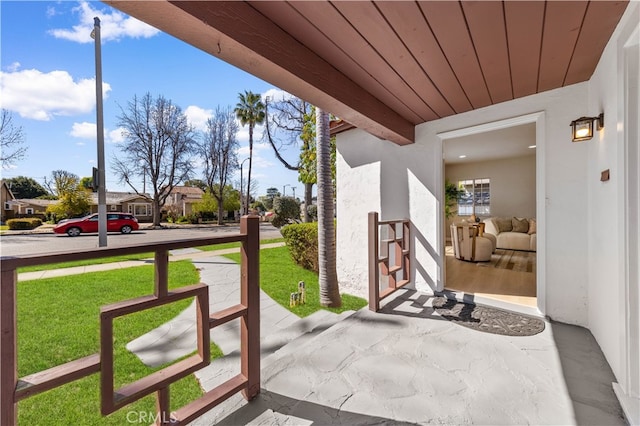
[193,288,625,425]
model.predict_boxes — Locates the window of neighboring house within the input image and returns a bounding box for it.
[4,202,10,210]
[128,203,152,217]
[458,178,490,216]
[110,204,117,211]
[25,208,34,215]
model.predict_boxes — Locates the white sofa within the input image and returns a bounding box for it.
[484,217,536,252]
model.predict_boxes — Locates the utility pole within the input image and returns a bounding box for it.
[92,17,107,247]
[283,184,290,197]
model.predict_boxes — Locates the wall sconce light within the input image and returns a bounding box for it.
[570,113,604,142]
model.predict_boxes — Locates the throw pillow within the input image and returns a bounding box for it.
[512,217,529,233]
[495,217,512,233]
[528,218,537,235]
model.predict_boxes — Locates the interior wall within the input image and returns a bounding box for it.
[445,155,536,222]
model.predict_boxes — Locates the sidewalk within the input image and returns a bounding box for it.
[16,242,285,282]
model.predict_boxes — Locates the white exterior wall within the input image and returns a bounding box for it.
[337,82,590,324]
[586,2,639,419]
[336,3,639,420]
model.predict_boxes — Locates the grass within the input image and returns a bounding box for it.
[17,238,285,273]
[224,246,367,317]
[197,237,284,252]
[18,252,155,273]
[17,261,221,425]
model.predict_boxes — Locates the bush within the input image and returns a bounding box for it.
[271,196,301,228]
[7,218,43,230]
[281,222,318,273]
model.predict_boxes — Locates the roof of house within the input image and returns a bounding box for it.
[169,186,205,196]
[11,199,56,207]
[0,180,15,200]
[89,192,152,205]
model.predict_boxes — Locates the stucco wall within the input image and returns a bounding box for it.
[337,82,590,325]
[585,1,639,400]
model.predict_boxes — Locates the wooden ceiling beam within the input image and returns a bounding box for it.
[104,0,415,145]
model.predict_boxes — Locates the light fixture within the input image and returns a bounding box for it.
[458,155,467,159]
[570,113,604,142]
[528,145,536,149]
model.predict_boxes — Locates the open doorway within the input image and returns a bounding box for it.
[443,122,537,307]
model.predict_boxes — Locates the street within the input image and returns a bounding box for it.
[0,223,283,257]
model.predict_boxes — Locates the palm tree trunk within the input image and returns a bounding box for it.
[316,108,341,307]
[246,124,253,215]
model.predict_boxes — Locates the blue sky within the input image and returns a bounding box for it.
[0,1,304,198]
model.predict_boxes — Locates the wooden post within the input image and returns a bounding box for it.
[368,212,380,311]
[155,249,169,298]
[1,268,18,425]
[240,215,260,400]
[156,387,171,424]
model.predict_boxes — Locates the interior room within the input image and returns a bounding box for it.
[444,123,537,307]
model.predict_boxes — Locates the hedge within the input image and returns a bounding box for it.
[281,222,318,273]
[7,218,43,230]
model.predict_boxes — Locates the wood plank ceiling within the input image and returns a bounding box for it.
[105,1,628,145]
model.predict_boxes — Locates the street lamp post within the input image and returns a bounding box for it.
[291,186,296,199]
[283,184,290,197]
[239,158,249,215]
[92,17,107,247]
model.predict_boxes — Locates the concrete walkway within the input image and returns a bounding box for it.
[126,254,299,366]
[193,288,626,426]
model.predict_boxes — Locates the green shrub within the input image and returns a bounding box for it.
[271,196,301,228]
[7,218,43,230]
[281,222,318,273]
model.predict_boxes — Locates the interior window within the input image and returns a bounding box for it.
[458,178,490,216]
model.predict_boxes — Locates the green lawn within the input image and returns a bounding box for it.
[17,261,220,425]
[197,237,284,252]
[17,238,285,273]
[224,246,367,317]
[15,243,365,424]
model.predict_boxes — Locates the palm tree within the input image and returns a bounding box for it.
[316,108,341,307]
[234,91,265,214]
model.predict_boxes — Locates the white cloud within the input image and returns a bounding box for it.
[0,68,111,121]
[108,127,126,144]
[237,141,270,158]
[70,121,96,139]
[49,1,159,44]
[5,62,20,72]
[185,105,213,132]
[262,88,293,103]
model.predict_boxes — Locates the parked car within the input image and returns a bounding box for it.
[53,213,139,237]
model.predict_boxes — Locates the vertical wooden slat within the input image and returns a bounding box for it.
[0,268,18,425]
[404,221,411,282]
[156,387,171,425]
[155,250,169,298]
[240,215,260,400]
[100,311,113,415]
[368,212,380,311]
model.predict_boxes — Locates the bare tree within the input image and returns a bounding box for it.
[199,106,239,225]
[0,109,27,168]
[44,170,79,197]
[263,96,315,222]
[316,108,341,307]
[112,93,196,226]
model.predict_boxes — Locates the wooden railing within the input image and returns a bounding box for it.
[368,212,411,312]
[0,216,260,425]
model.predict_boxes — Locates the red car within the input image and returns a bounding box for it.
[53,213,139,237]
